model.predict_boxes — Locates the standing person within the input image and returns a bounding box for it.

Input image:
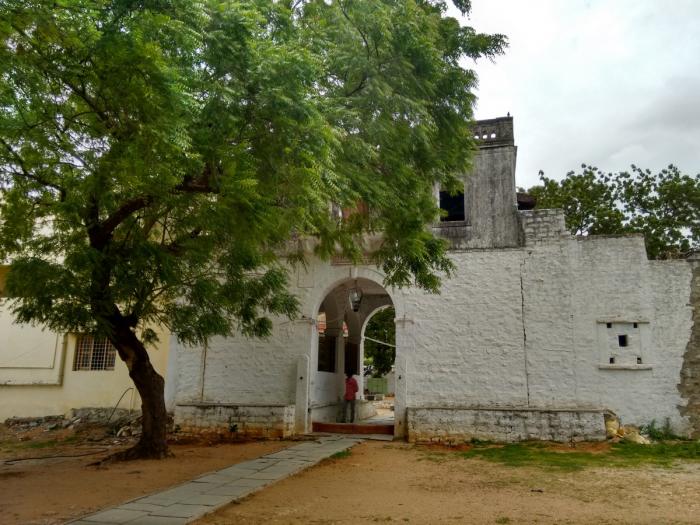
[343,372,359,423]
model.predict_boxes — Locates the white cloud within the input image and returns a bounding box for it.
[454,0,700,187]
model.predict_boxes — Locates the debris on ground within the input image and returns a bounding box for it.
[603,413,652,444]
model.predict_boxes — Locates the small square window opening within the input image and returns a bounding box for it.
[618,335,628,347]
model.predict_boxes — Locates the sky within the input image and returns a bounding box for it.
[451,0,700,189]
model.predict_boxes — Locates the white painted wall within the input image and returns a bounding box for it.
[173,225,695,435]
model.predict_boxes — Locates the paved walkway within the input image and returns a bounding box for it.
[69,435,362,525]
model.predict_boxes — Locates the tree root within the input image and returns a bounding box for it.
[89,442,174,465]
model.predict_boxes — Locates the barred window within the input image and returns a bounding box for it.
[73,335,117,371]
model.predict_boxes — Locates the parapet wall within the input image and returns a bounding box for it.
[175,403,295,439]
[518,209,569,244]
[407,407,607,444]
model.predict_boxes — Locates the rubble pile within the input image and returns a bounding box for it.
[604,413,651,444]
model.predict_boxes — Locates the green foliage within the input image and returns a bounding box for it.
[528,164,700,259]
[0,0,506,346]
[640,418,683,441]
[457,440,700,471]
[363,306,395,376]
[330,449,351,460]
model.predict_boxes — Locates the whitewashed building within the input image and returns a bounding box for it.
[165,116,698,442]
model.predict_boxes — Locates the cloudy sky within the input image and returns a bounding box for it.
[452,0,700,189]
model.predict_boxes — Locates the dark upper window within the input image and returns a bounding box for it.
[439,190,465,222]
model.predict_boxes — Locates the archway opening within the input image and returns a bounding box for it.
[310,277,394,436]
[362,305,396,425]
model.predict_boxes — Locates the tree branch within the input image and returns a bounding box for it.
[101,196,154,237]
[164,228,203,256]
[0,137,67,199]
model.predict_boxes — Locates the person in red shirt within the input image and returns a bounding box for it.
[343,372,359,423]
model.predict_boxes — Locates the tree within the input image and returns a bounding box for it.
[528,164,699,259]
[363,306,395,377]
[0,0,505,458]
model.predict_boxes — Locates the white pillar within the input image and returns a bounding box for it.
[295,355,310,434]
[394,316,414,438]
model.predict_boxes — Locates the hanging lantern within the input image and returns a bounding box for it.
[348,284,363,312]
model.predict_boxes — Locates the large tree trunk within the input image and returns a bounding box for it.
[109,322,172,460]
[128,356,170,459]
[85,202,171,460]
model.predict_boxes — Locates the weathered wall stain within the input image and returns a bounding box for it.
[678,259,700,437]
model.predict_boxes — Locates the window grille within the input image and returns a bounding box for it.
[73,335,117,371]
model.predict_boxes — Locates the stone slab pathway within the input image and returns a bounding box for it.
[68,435,362,525]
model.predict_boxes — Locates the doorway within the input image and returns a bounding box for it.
[310,277,395,436]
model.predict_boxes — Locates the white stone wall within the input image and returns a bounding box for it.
[172,223,696,439]
[176,403,295,438]
[401,249,529,410]
[566,236,692,432]
[407,407,606,443]
[519,209,568,243]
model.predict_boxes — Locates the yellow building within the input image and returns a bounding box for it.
[0,266,170,421]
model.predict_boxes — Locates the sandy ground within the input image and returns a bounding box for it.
[0,433,289,525]
[196,441,700,525]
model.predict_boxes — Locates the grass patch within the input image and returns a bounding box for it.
[640,419,685,441]
[0,434,81,452]
[457,441,700,471]
[330,450,351,460]
[22,440,58,450]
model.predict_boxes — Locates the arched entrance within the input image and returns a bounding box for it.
[308,276,399,436]
[360,305,397,427]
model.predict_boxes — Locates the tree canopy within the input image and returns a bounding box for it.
[528,164,699,259]
[363,306,395,377]
[0,0,506,457]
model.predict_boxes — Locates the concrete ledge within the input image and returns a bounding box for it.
[174,403,295,439]
[598,364,654,371]
[177,402,291,408]
[407,406,607,444]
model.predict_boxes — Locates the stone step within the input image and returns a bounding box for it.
[312,421,394,435]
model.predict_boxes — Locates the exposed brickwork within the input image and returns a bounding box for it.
[679,260,700,437]
[175,404,295,439]
[407,407,607,444]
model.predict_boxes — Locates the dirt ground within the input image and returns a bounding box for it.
[0,422,290,525]
[3,418,700,525]
[196,441,700,525]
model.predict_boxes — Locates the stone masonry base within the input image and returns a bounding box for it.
[407,407,607,444]
[175,403,295,439]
